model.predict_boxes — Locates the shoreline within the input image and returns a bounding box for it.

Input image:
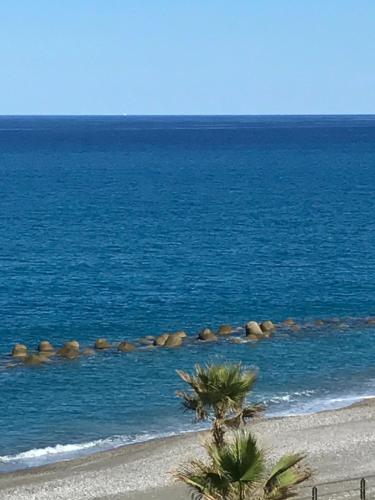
[2,392,375,474]
[2,398,375,499]
[0,388,375,478]
[3,315,375,479]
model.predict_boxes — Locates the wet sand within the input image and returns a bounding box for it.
[2,400,375,499]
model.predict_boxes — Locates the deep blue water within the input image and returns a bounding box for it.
[1,115,375,471]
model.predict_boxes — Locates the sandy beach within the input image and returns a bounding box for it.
[1,400,375,499]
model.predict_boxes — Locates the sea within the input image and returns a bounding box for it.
[0,115,375,472]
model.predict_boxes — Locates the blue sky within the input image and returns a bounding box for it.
[0,1,374,115]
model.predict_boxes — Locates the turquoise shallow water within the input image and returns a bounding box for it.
[0,116,375,471]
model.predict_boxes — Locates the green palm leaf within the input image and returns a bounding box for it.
[175,363,311,499]
[216,431,264,484]
[175,458,229,500]
[175,430,311,500]
[176,430,265,499]
[265,453,311,499]
[176,363,261,445]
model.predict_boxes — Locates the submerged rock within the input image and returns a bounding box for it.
[95,338,111,350]
[282,318,295,327]
[37,352,53,361]
[246,334,260,341]
[217,325,233,336]
[164,334,183,347]
[118,341,135,353]
[314,319,325,326]
[138,337,154,346]
[23,353,48,366]
[154,334,169,347]
[290,324,301,332]
[143,344,156,350]
[153,331,187,347]
[38,340,55,353]
[82,348,96,356]
[174,330,188,339]
[57,341,80,359]
[58,349,79,360]
[260,320,275,333]
[245,321,263,337]
[67,340,80,350]
[229,337,245,344]
[12,344,28,358]
[198,328,217,341]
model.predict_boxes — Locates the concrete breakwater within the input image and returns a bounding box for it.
[3,316,375,370]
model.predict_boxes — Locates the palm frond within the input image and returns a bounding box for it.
[223,413,242,429]
[175,458,229,500]
[175,429,311,500]
[177,363,259,417]
[267,454,306,484]
[242,403,265,419]
[224,404,265,429]
[264,453,311,499]
[177,369,193,385]
[208,430,265,486]
[176,391,208,420]
[175,362,311,499]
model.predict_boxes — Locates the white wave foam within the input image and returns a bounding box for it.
[0,428,202,472]
[268,393,375,417]
[264,389,316,405]
[0,441,100,463]
[2,391,375,472]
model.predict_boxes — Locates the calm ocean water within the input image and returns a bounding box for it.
[0,115,375,471]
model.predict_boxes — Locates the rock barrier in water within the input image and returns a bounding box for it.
[260,320,275,333]
[82,348,96,356]
[118,341,135,352]
[198,328,217,341]
[154,333,169,346]
[24,353,49,365]
[5,315,375,370]
[94,338,111,350]
[164,334,183,347]
[245,321,263,338]
[217,325,233,335]
[12,344,28,358]
[57,341,80,359]
[38,341,55,354]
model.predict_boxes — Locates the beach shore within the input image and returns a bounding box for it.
[2,400,375,499]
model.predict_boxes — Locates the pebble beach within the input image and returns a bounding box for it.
[2,400,375,499]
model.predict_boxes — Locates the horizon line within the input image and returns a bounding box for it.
[1,113,375,118]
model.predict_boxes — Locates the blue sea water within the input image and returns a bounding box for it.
[0,115,375,472]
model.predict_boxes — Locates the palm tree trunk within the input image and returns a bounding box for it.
[239,482,244,500]
[212,419,225,447]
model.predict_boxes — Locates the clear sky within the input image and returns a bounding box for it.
[1,0,374,115]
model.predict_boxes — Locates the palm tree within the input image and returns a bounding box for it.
[175,430,311,500]
[176,363,263,446]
